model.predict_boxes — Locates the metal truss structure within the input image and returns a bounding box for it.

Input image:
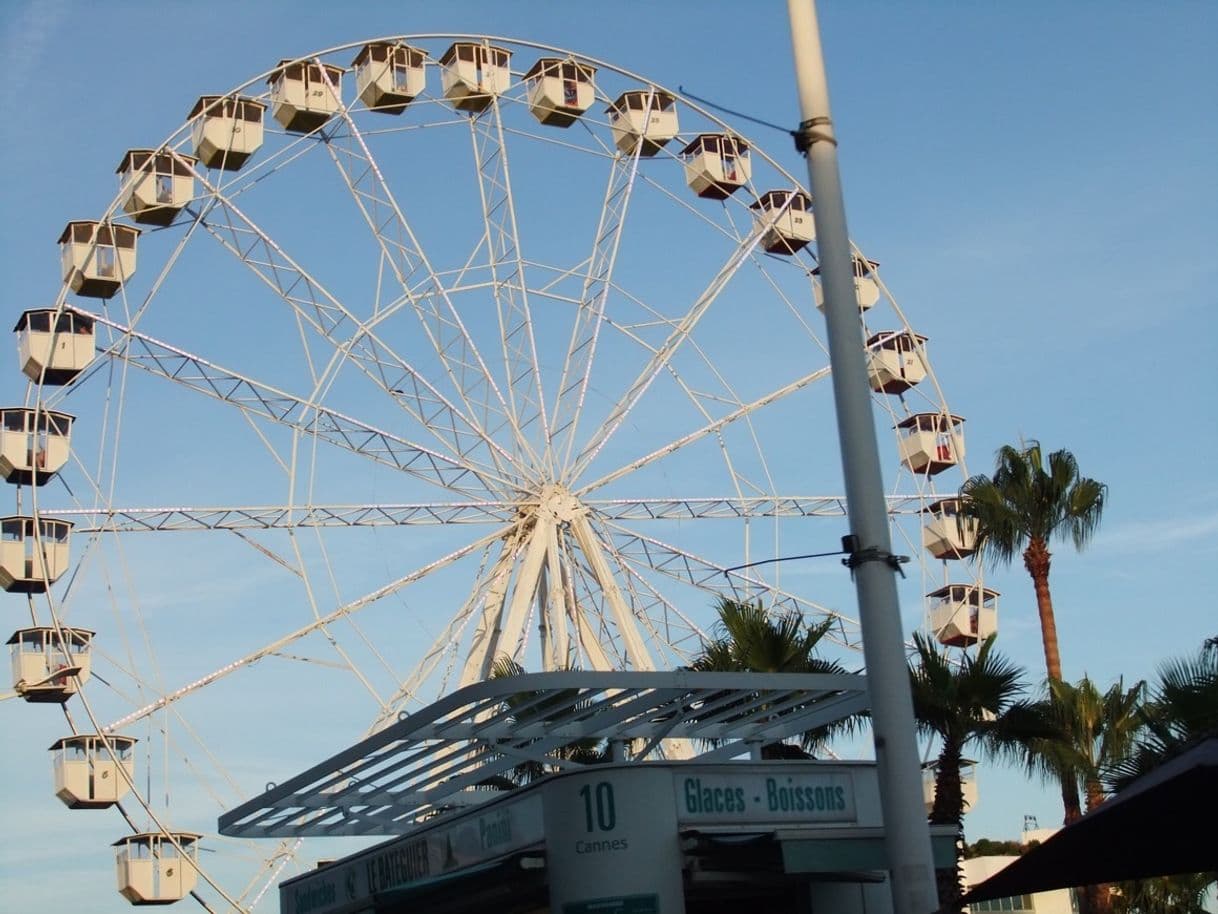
[219,670,870,838]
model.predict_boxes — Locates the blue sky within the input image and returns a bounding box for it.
[1,2,1216,911]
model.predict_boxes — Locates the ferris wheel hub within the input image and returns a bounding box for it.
[532,483,587,524]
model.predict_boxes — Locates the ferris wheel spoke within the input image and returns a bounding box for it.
[538,519,570,671]
[560,541,621,672]
[79,307,504,496]
[586,494,934,521]
[551,146,643,475]
[457,526,529,687]
[187,170,514,480]
[549,530,612,671]
[578,364,833,495]
[589,524,700,670]
[609,547,708,656]
[306,71,524,480]
[567,212,781,483]
[366,541,503,730]
[296,71,524,476]
[568,513,656,670]
[101,522,517,733]
[51,501,519,533]
[474,512,551,676]
[600,520,862,652]
[468,99,551,470]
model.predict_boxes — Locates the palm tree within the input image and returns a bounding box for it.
[1108,643,1218,791]
[960,440,1106,825]
[1000,676,1146,914]
[1010,677,1145,813]
[960,441,1107,683]
[689,597,850,757]
[1103,644,1218,914]
[486,656,609,785]
[907,633,1030,913]
[1110,872,1216,914]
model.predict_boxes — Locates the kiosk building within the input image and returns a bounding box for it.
[220,671,953,914]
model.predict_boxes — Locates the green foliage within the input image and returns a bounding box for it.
[1108,644,1218,791]
[689,597,851,754]
[962,837,1025,859]
[690,597,843,675]
[998,676,1145,812]
[1111,873,1217,914]
[909,633,1027,753]
[908,634,1030,914]
[960,441,1108,567]
[486,656,610,785]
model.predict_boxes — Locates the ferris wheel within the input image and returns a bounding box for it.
[4,35,985,910]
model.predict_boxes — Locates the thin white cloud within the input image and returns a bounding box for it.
[1094,513,1218,556]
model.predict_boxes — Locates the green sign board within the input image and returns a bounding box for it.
[564,893,660,914]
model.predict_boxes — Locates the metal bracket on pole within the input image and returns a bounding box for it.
[794,116,837,153]
[840,533,910,578]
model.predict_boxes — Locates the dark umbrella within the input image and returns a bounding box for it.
[963,736,1218,902]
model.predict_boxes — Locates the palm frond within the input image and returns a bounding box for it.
[958,440,1107,564]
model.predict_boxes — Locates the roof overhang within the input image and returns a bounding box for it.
[220,670,870,839]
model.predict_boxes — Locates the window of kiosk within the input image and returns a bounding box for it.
[28,312,51,333]
[3,411,24,433]
[2,519,23,541]
[22,631,45,652]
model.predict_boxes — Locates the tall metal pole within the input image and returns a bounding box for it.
[786,2,939,912]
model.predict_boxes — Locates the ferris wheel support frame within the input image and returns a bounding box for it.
[787,2,938,911]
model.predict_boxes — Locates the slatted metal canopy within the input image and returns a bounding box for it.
[219,670,869,838]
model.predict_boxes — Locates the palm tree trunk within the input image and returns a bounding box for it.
[930,744,965,914]
[1023,538,1062,681]
[1023,538,1085,829]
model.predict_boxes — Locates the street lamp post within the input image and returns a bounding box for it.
[785,2,940,912]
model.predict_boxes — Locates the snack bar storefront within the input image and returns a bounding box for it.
[219,672,953,914]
